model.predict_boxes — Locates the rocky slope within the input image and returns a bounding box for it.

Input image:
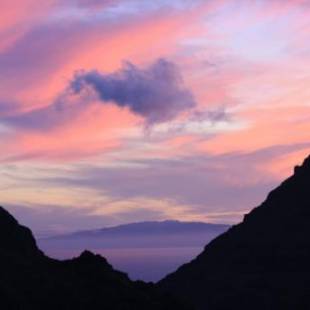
[0,207,191,310]
[159,155,310,309]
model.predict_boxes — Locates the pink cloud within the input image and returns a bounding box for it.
[3,0,310,226]
[2,103,138,162]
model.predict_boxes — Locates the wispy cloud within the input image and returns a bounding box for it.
[2,0,310,229]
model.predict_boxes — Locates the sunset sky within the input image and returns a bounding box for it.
[1,0,310,236]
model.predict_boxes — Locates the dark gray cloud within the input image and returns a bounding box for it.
[71,59,196,124]
[1,59,196,131]
[2,98,85,130]
[73,0,117,8]
[191,106,230,123]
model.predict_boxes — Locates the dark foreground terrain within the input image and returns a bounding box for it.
[0,207,190,310]
[160,155,310,309]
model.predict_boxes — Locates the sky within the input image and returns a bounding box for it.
[1,0,310,237]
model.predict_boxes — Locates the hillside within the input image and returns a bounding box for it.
[0,207,190,309]
[160,155,310,309]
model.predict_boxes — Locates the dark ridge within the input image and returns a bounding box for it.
[159,154,310,310]
[0,206,192,310]
[0,206,42,258]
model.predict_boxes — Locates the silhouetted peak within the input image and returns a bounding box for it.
[80,250,96,258]
[294,154,310,175]
[75,250,112,268]
[0,206,41,257]
[78,249,105,260]
[78,250,107,263]
[0,206,18,226]
[241,153,310,224]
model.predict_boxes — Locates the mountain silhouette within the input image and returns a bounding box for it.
[38,220,229,282]
[39,220,229,249]
[159,155,310,309]
[0,207,191,309]
[47,220,228,237]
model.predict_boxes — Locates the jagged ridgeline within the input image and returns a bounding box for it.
[159,155,310,309]
[0,207,191,309]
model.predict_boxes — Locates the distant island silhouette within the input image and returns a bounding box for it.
[2,155,310,309]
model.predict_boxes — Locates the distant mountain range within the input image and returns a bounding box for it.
[39,220,229,249]
[53,220,228,237]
